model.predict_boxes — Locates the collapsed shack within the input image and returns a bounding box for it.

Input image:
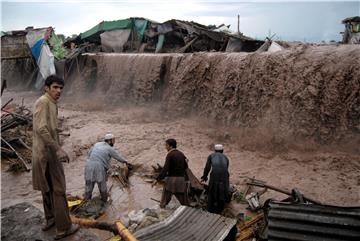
[65,17,264,54]
[1,26,68,89]
[1,28,37,89]
[341,16,360,44]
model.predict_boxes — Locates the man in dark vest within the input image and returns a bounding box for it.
[201,144,230,214]
[157,138,190,208]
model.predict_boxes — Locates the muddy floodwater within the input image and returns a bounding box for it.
[1,90,360,239]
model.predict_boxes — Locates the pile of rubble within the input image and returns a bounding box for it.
[1,98,32,172]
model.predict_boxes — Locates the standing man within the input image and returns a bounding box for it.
[157,138,190,208]
[201,144,230,214]
[84,133,130,202]
[32,75,79,240]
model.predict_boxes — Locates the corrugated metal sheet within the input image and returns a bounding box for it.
[268,201,360,241]
[134,206,236,241]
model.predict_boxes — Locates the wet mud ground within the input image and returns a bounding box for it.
[1,90,360,240]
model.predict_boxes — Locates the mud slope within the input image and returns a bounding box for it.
[65,45,360,144]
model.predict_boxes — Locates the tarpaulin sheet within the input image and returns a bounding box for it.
[100,29,131,52]
[49,32,66,59]
[80,19,133,40]
[26,29,56,89]
[155,34,165,53]
[134,19,148,41]
[35,44,56,89]
[26,29,47,62]
[157,23,173,34]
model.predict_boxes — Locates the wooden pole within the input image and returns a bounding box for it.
[247,182,322,205]
[70,216,138,241]
[1,98,13,110]
[71,216,117,234]
[237,14,240,35]
[1,137,31,171]
[116,221,138,241]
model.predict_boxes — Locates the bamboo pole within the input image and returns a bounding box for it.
[70,216,117,234]
[70,216,138,241]
[115,221,138,241]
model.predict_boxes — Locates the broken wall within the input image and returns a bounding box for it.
[1,58,35,88]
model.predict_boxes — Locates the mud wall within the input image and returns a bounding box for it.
[1,58,35,89]
[65,46,360,144]
[163,45,360,144]
[44,46,360,143]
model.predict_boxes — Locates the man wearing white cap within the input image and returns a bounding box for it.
[201,144,230,214]
[84,133,129,202]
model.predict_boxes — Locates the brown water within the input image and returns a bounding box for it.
[2,91,360,239]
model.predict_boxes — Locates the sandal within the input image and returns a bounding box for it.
[54,224,80,240]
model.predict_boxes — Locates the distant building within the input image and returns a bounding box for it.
[341,16,360,44]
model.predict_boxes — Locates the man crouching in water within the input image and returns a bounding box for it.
[157,138,190,208]
[84,133,130,202]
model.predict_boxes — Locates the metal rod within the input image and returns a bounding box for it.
[247,181,322,205]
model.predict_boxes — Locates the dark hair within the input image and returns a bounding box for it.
[45,75,64,87]
[215,150,224,153]
[166,138,177,148]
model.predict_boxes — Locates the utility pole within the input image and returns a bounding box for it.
[237,14,240,35]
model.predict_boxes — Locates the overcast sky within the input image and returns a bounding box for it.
[1,0,359,42]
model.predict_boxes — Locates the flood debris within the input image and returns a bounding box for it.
[68,199,173,240]
[245,177,322,205]
[109,164,130,189]
[125,207,173,233]
[256,38,284,53]
[133,205,237,241]
[228,176,360,241]
[69,196,107,219]
[1,99,32,172]
[237,212,265,241]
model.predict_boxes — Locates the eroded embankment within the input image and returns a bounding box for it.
[64,45,360,145]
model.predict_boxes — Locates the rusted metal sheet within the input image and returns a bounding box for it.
[268,201,360,241]
[134,206,236,241]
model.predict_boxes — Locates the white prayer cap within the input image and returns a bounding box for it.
[214,144,224,151]
[104,133,114,140]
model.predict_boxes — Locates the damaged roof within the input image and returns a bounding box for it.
[75,17,263,53]
[80,17,156,42]
[134,206,236,241]
[342,16,360,24]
